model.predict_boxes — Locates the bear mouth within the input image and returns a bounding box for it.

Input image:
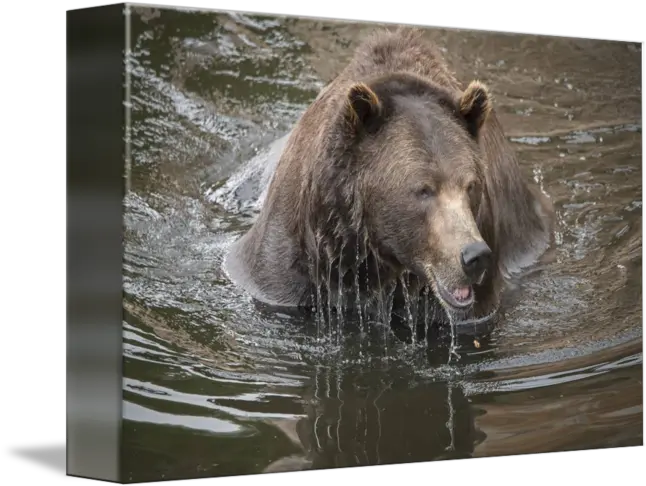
[435,281,474,310]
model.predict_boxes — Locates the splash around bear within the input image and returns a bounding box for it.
[224,27,554,341]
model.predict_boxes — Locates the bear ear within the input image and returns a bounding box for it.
[459,80,492,138]
[345,82,383,133]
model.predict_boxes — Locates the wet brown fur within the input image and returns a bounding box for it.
[225,27,554,331]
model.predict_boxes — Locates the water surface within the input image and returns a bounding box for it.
[121,6,642,482]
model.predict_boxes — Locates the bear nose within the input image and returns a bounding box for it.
[460,241,492,282]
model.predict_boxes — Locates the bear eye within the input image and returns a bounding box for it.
[467,181,477,195]
[416,185,435,199]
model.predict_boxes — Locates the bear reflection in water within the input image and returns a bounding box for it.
[225,27,554,342]
[263,360,481,473]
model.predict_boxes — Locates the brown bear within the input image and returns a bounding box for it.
[224,27,554,340]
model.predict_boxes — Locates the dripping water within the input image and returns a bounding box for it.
[315,235,324,340]
[363,263,370,335]
[327,253,333,340]
[423,287,430,331]
[336,242,346,346]
[384,282,397,355]
[361,251,376,347]
[399,275,416,345]
[443,300,458,453]
[354,237,365,356]
[446,311,459,364]
[423,287,437,343]
[308,252,320,339]
[374,260,389,356]
[354,237,364,336]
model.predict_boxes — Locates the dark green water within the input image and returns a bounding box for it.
[121,6,642,483]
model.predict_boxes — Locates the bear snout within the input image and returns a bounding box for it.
[460,241,492,284]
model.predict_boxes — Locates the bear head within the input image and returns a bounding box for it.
[314,73,497,316]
